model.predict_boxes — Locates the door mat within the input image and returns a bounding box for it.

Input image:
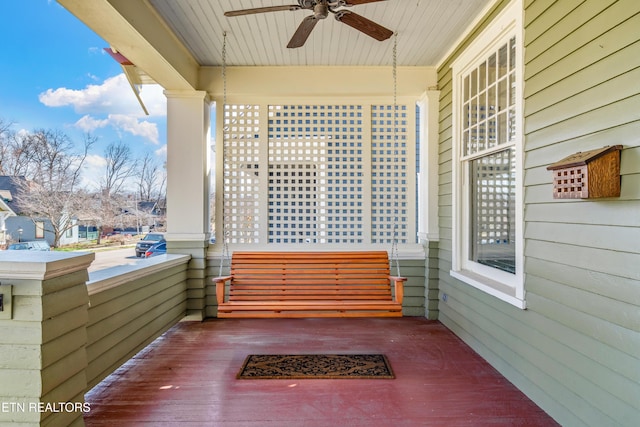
[237,354,394,379]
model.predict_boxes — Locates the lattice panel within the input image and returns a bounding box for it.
[268,105,364,244]
[371,105,410,244]
[223,104,261,244]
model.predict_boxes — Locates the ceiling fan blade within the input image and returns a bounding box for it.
[343,0,388,5]
[225,5,301,17]
[335,10,393,41]
[287,15,320,48]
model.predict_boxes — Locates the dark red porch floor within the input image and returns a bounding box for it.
[84,317,558,426]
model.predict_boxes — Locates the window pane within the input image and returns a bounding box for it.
[498,78,507,115]
[498,43,508,79]
[488,117,497,149]
[487,85,496,118]
[509,72,516,107]
[497,111,507,145]
[469,99,478,126]
[469,148,516,274]
[470,68,478,97]
[509,36,516,71]
[478,60,486,92]
[508,109,517,142]
[487,53,497,85]
[464,75,470,100]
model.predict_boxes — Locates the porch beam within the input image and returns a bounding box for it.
[200,66,437,99]
[57,0,199,91]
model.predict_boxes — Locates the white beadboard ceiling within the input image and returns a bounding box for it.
[148,0,493,67]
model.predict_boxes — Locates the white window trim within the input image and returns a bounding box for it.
[450,0,525,309]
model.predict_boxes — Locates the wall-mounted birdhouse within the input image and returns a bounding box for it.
[546,145,623,199]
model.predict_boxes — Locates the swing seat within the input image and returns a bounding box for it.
[213,251,406,318]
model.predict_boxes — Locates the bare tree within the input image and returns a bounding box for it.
[0,118,13,174]
[102,141,137,197]
[0,124,40,177]
[13,130,96,247]
[136,152,166,202]
[79,190,130,244]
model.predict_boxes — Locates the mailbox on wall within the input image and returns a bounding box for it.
[546,145,623,199]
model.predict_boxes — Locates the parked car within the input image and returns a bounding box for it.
[144,241,167,258]
[135,233,165,257]
[7,240,51,251]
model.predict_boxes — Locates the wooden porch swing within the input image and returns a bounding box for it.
[213,33,406,318]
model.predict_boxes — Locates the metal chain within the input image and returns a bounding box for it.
[219,31,230,277]
[391,32,401,277]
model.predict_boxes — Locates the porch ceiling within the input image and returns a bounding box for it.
[59,0,493,92]
[149,0,493,68]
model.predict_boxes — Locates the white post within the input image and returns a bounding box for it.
[164,90,212,242]
[164,90,212,319]
[417,89,441,242]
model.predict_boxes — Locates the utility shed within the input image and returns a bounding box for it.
[546,145,623,199]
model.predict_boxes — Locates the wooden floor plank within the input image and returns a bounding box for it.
[84,318,559,426]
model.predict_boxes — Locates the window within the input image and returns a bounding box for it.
[35,221,45,239]
[451,0,524,308]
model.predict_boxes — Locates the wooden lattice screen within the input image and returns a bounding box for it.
[223,103,415,246]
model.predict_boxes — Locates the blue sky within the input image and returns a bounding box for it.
[0,0,167,190]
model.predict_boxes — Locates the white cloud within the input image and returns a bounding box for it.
[155,145,167,157]
[73,114,159,145]
[109,114,160,145]
[40,74,128,114]
[80,154,108,191]
[75,115,109,132]
[40,74,166,144]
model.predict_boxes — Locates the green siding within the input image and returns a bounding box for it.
[436,1,640,426]
[86,259,189,390]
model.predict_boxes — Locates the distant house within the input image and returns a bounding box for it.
[0,176,79,247]
[138,200,165,230]
[0,191,16,247]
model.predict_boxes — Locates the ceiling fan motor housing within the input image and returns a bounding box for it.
[314,4,329,19]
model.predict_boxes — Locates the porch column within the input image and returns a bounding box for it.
[165,90,212,320]
[0,252,94,426]
[418,89,440,320]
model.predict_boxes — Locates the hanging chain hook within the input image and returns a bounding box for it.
[219,31,231,277]
[391,32,401,277]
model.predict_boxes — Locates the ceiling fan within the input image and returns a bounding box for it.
[224,0,393,48]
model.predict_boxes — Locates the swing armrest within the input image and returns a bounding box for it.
[389,276,407,305]
[212,276,232,305]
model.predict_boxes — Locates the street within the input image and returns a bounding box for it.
[85,246,144,272]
